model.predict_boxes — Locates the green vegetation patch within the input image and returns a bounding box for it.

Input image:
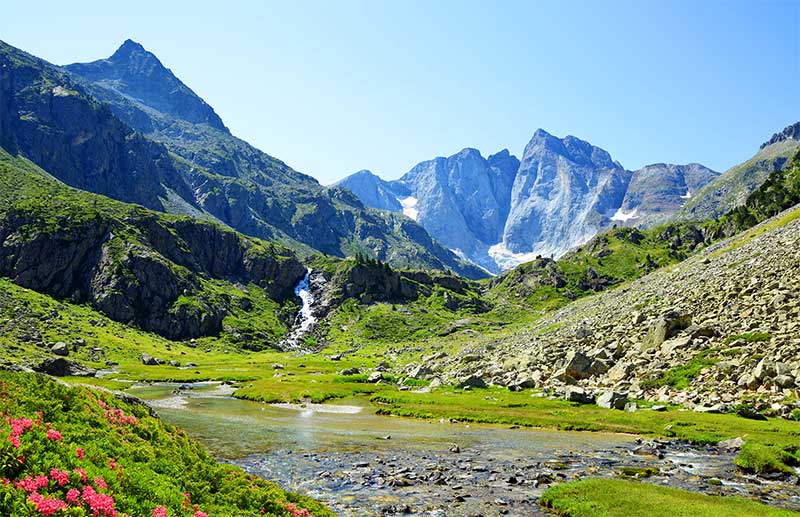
[539,478,800,517]
[640,350,717,391]
[0,371,332,516]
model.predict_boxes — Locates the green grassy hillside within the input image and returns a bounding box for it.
[0,371,333,516]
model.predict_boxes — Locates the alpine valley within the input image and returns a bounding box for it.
[0,36,799,517]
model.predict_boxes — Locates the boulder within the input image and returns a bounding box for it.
[338,367,360,376]
[718,436,746,451]
[34,358,96,377]
[457,375,487,389]
[168,360,181,367]
[641,310,691,351]
[564,387,594,404]
[408,364,433,380]
[50,342,69,356]
[736,406,767,421]
[563,351,593,379]
[693,404,727,414]
[368,371,383,383]
[140,353,162,366]
[596,391,628,410]
[774,375,795,388]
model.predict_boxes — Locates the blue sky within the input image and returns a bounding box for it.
[2,0,798,183]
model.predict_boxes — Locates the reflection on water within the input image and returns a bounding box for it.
[128,383,636,459]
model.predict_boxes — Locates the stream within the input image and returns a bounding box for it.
[128,383,800,516]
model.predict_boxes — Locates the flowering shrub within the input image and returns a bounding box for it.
[0,371,331,516]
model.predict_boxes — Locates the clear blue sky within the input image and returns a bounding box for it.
[2,0,798,183]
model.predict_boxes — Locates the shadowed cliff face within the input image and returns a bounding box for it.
[0,41,196,213]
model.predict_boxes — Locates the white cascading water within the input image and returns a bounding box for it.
[284,269,317,349]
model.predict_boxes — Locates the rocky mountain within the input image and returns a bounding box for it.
[500,130,633,263]
[337,148,520,272]
[0,39,486,278]
[614,163,719,228]
[0,148,305,342]
[338,130,718,273]
[677,122,800,221]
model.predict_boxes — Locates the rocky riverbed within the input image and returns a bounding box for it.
[233,438,800,516]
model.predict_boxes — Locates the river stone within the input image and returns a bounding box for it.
[596,391,628,410]
[50,342,69,356]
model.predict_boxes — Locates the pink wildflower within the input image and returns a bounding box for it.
[94,477,108,489]
[28,492,67,515]
[16,474,49,492]
[9,417,34,436]
[74,468,87,482]
[50,468,70,486]
[194,512,209,517]
[76,447,85,460]
[46,429,62,441]
[82,485,117,517]
[7,435,21,448]
[66,488,80,505]
[152,506,168,517]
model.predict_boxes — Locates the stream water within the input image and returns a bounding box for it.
[283,269,319,350]
[128,383,800,516]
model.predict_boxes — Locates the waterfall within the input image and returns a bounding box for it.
[284,269,318,349]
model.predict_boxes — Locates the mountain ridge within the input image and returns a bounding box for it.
[0,38,488,279]
[338,131,724,272]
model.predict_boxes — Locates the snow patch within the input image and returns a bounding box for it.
[398,196,419,220]
[611,207,639,222]
[488,242,541,270]
[680,190,692,199]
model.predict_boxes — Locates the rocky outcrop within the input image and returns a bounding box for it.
[678,127,800,221]
[0,182,305,339]
[320,260,488,313]
[617,163,719,228]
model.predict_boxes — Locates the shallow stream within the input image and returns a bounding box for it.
[128,383,800,516]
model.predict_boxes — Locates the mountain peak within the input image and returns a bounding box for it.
[761,121,800,149]
[67,42,228,132]
[111,39,146,59]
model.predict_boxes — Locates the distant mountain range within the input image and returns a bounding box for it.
[1,37,796,278]
[337,131,720,272]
